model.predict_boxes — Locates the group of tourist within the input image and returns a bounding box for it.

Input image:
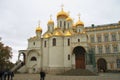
[0,69,14,80]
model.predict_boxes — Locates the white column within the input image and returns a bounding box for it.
[116,32,119,41]
[110,44,113,53]
[109,32,112,41]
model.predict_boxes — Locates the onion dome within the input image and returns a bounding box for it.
[36,26,42,32]
[76,14,84,26]
[43,32,52,38]
[76,20,84,26]
[66,17,72,21]
[53,27,64,36]
[57,6,68,18]
[66,12,72,21]
[47,15,54,24]
[36,21,42,32]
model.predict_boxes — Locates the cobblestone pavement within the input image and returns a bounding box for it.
[13,73,120,80]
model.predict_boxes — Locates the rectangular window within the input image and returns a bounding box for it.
[44,41,46,47]
[91,47,95,53]
[90,36,95,43]
[98,46,102,53]
[64,21,66,29]
[106,46,110,53]
[116,59,120,68]
[111,33,116,41]
[104,34,109,42]
[113,45,118,53]
[68,54,70,60]
[68,39,70,46]
[97,36,102,42]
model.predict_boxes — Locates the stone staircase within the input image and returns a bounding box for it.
[59,69,97,76]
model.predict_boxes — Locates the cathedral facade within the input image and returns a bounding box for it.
[18,7,120,73]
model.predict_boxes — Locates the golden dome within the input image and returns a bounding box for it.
[64,30,73,36]
[66,17,72,21]
[48,20,54,24]
[57,7,68,18]
[53,28,64,36]
[43,32,52,38]
[72,24,76,28]
[76,20,84,26]
[48,15,54,24]
[76,14,84,26]
[36,26,42,32]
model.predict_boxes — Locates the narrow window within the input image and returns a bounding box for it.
[98,46,102,54]
[104,34,109,42]
[68,54,70,60]
[106,46,110,53]
[33,42,35,45]
[64,21,66,29]
[90,36,95,43]
[113,45,118,53]
[68,38,70,46]
[78,39,80,42]
[44,41,46,47]
[111,33,116,41]
[53,38,56,46]
[68,23,69,28]
[97,35,102,42]
[60,21,62,27]
[116,59,120,68]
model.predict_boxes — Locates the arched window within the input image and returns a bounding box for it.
[68,38,70,46]
[33,42,35,45]
[68,54,70,60]
[31,57,37,61]
[53,38,56,46]
[78,39,80,42]
[44,41,46,47]
[64,21,66,29]
[68,23,69,28]
[60,21,62,27]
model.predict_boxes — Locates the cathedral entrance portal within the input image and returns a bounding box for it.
[73,46,86,69]
[97,58,107,72]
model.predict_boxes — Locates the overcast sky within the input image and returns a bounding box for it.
[0,0,120,63]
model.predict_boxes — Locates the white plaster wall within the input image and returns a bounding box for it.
[26,51,41,73]
[28,39,42,49]
[42,39,49,68]
[48,37,64,67]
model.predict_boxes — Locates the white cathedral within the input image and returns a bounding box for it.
[16,7,120,74]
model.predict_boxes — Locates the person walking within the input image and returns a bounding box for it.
[40,70,46,80]
[0,70,3,80]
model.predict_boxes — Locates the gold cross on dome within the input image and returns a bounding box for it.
[38,20,40,27]
[78,13,81,20]
[61,4,64,10]
[50,14,52,20]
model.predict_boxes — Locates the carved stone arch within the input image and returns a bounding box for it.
[27,49,40,56]
[72,46,86,69]
[97,58,107,72]
[18,51,26,64]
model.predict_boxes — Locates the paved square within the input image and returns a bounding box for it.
[13,73,120,80]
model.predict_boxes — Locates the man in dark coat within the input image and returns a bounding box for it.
[40,70,46,80]
[0,70,3,80]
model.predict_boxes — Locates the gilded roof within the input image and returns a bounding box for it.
[64,29,74,36]
[53,27,64,36]
[43,32,52,38]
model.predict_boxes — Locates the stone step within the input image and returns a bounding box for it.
[59,69,97,76]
